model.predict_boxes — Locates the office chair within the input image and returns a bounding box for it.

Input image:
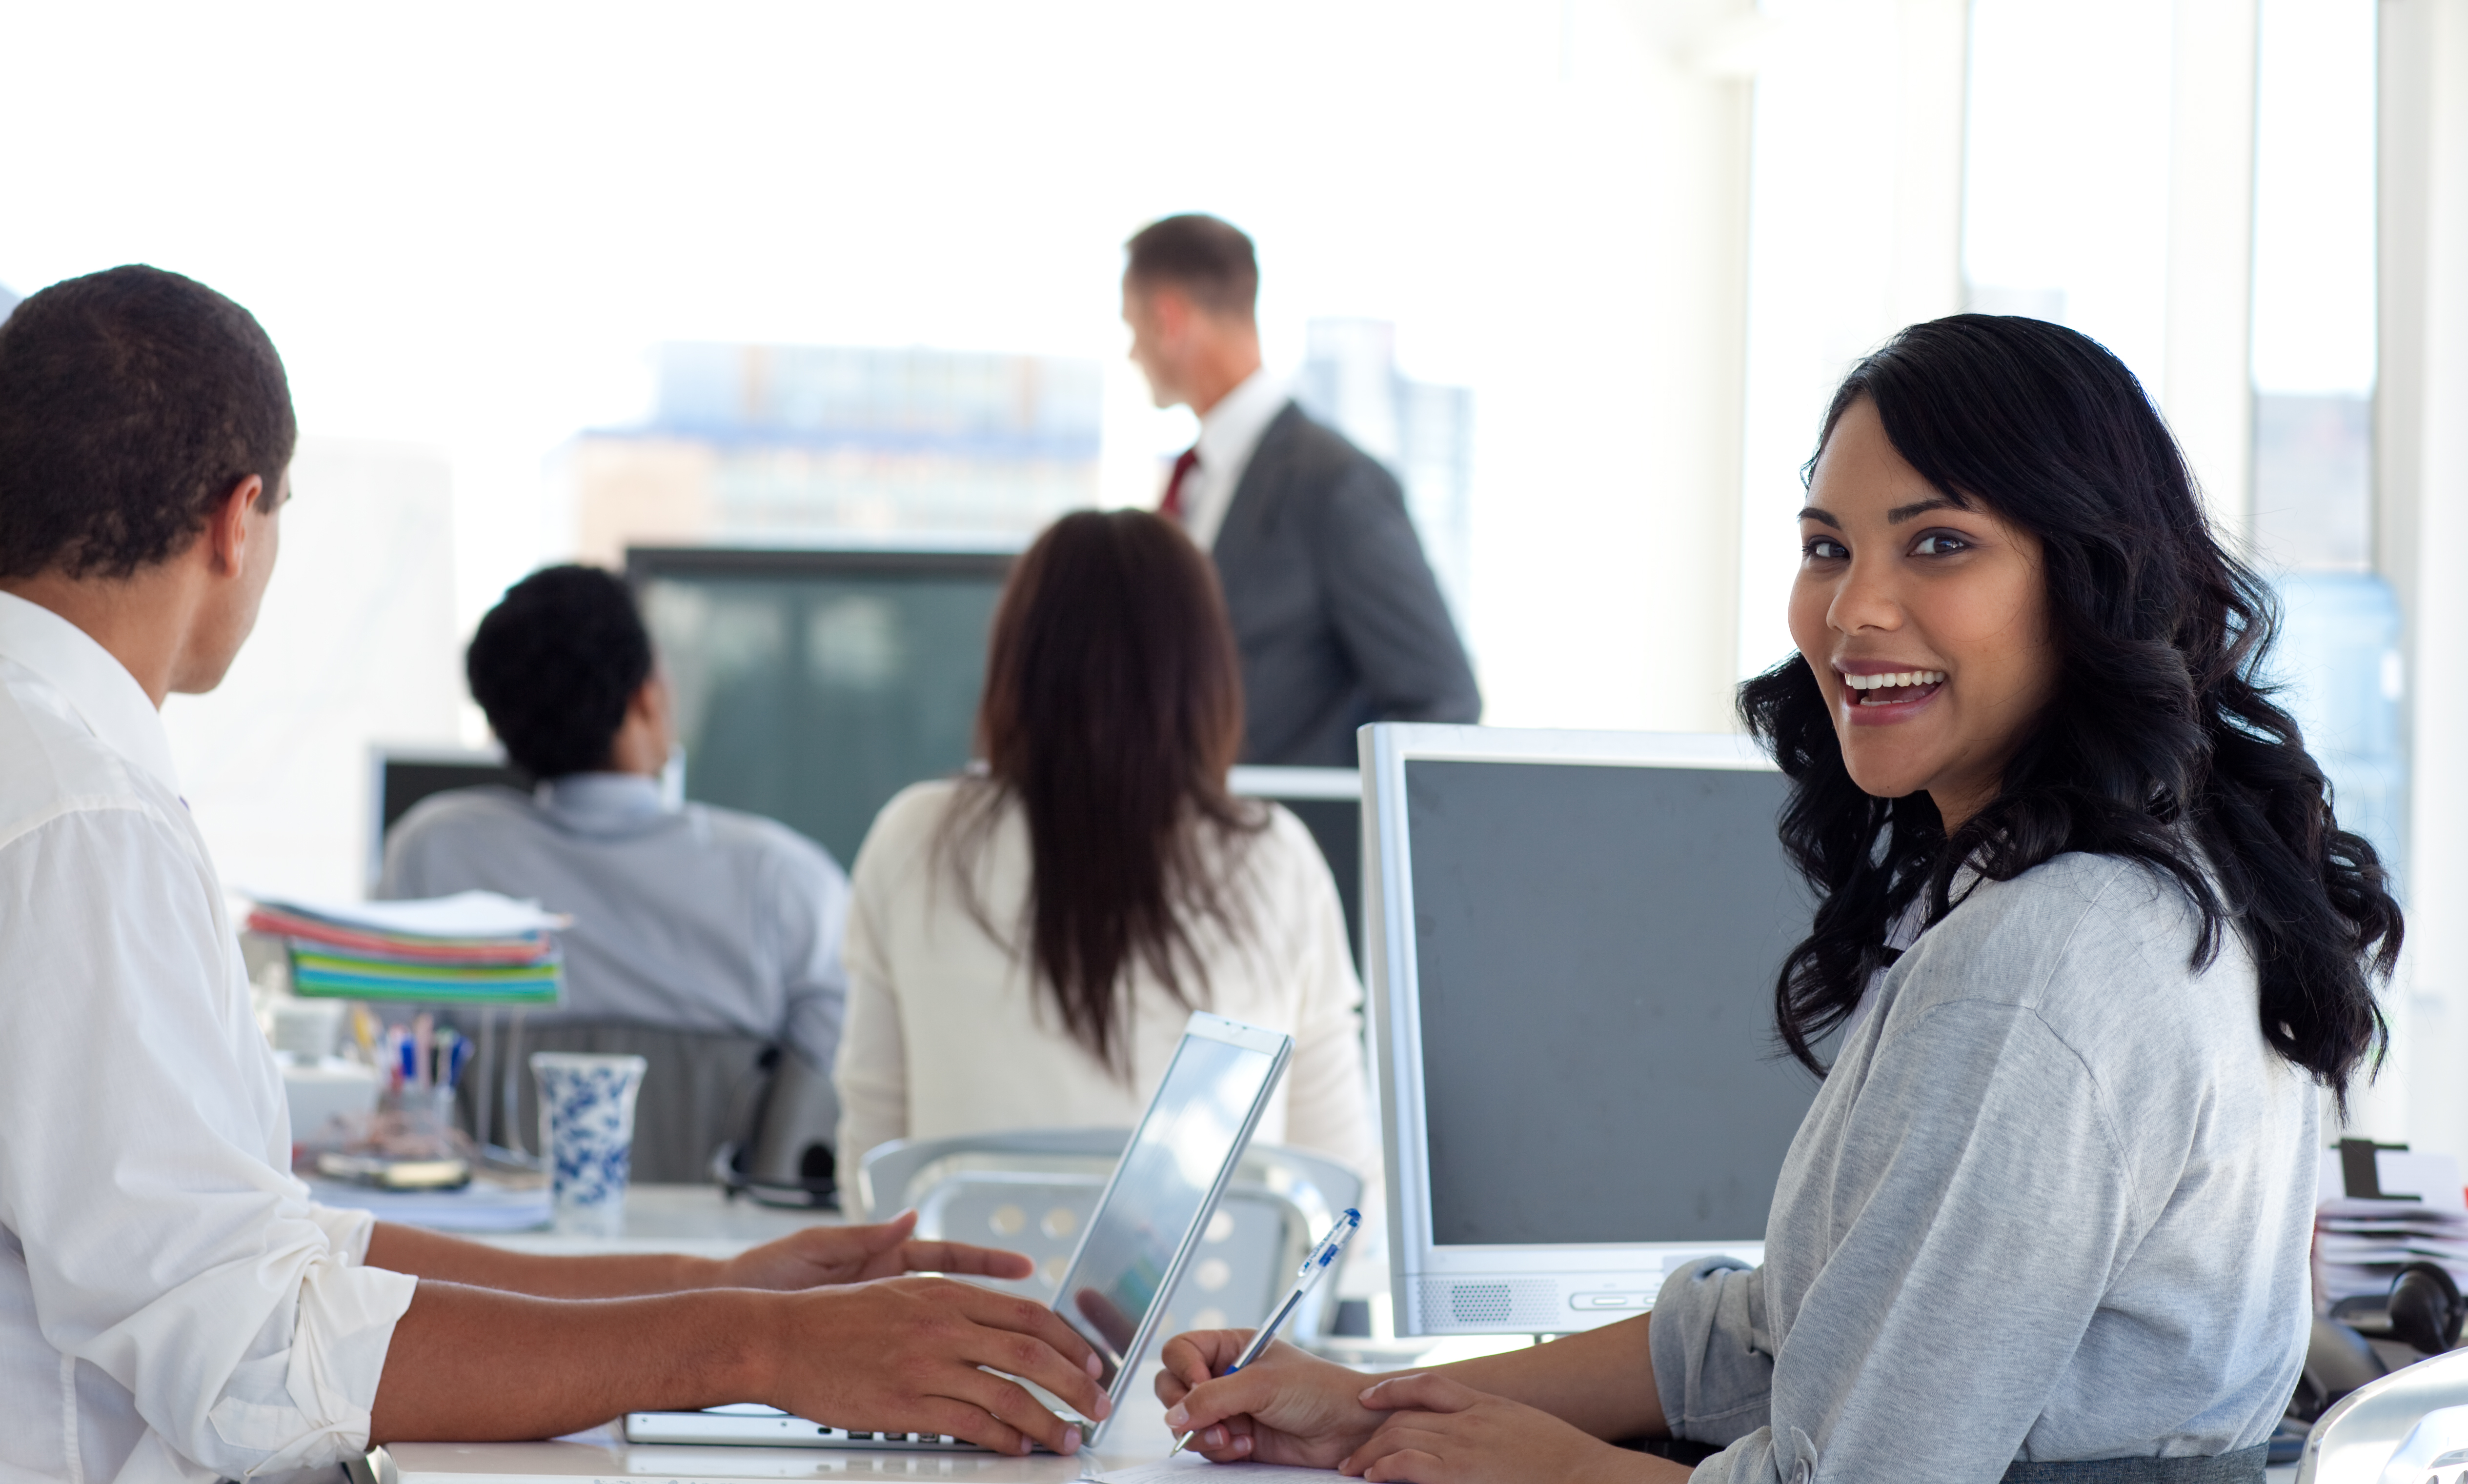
[859,1129,1363,1340]
[2295,1346,2468,1482]
[464,1017,803,1188]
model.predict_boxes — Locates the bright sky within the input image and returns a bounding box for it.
[1,1,1650,690]
[2249,0,2380,395]
[0,1,2381,726]
[1963,0,2377,399]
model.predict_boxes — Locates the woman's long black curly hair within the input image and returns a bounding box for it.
[1740,315,2400,1107]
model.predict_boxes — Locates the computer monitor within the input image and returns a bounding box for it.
[1363,724,1820,1335]
[368,745,525,890]
[1229,765,1363,971]
[626,544,1016,865]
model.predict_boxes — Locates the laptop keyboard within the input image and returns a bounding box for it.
[622,1408,1091,1452]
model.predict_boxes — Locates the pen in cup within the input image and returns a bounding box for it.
[412,1012,434,1090]
[1169,1207,1361,1458]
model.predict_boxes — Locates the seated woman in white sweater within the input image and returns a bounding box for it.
[833,509,1376,1185]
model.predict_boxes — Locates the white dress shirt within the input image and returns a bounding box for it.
[1173,367,1291,552]
[0,591,417,1484]
[834,779,1376,1183]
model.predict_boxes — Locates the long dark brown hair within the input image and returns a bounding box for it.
[942,509,1262,1072]
[1740,316,2400,1108]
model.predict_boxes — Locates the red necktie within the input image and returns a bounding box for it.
[1160,446,1200,522]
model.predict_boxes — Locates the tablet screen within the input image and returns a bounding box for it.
[1053,1029,1283,1384]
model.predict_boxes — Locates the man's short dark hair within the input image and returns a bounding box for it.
[466,565,654,781]
[1124,214,1259,319]
[0,265,296,580]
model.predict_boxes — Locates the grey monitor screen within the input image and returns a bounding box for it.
[1406,759,1819,1247]
[629,547,1010,865]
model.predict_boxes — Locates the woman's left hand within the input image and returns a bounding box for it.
[1340,1373,1687,1484]
[717,1210,1036,1291]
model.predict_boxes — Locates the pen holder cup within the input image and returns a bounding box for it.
[376,1084,462,1160]
[530,1052,647,1238]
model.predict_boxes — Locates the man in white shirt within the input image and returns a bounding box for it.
[1121,214,1480,766]
[0,265,1110,1484]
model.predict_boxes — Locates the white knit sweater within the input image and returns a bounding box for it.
[833,779,1377,1184]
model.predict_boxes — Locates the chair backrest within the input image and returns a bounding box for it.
[862,1129,1364,1340]
[467,1017,779,1184]
[2297,1345,2468,1483]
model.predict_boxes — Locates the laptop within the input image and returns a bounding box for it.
[622,1011,1295,1451]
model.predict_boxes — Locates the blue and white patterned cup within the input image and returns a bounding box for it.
[530,1052,647,1237]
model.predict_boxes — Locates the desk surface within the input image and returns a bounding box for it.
[389,1436,1161,1484]
[390,1396,1183,1484]
[469,1184,844,1259]
[386,1440,2302,1484]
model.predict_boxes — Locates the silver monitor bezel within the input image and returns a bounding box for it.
[1048,1009,1293,1442]
[1361,723,1784,1335]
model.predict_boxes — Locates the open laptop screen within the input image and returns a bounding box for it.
[1054,1023,1287,1386]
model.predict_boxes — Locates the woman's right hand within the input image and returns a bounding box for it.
[1155,1331,1387,1467]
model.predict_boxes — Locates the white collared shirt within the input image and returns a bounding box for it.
[0,590,417,1484]
[1173,367,1291,551]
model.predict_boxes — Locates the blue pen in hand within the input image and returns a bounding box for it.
[1169,1207,1362,1458]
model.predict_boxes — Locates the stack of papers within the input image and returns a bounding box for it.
[2313,1146,2468,1306]
[249,891,568,1005]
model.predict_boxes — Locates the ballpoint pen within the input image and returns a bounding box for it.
[1169,1207,1362,1458]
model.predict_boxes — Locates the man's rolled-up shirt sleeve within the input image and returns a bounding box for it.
[0,806,417,1479]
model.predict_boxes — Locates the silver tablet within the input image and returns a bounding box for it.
[625,1011,1294,1451]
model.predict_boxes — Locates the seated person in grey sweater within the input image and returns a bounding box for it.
[382,565,849,1174]
[1153,317,2402,1484]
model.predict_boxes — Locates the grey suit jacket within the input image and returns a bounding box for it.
[1211,403,1481,766]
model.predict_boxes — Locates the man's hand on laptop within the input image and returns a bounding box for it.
[767,1277,1113,1455]
[719,1209,1037,1291]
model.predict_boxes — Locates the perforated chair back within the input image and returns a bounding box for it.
[860,1129,1363,1339]
[2296,1345,2468,1482]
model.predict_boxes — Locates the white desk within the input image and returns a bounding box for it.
[389,1438,1135,1482]
[467,1184,843,1260]
[391,1412,1179,1484]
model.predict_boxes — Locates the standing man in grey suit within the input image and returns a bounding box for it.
[1122,214,1480,766]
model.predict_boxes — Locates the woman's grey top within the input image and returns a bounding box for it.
[380,773,849,1074]
[1649,852,2317,1483]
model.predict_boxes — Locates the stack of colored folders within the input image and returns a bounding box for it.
[248,890,567,1005]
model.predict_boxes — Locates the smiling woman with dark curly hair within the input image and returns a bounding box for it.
[1155,315,2402,1484]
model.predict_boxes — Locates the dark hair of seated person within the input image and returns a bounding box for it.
[0,264,296,579]
[465,564,653,782]
[942,509,1264,1075]
[1739,313,2403,1108]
